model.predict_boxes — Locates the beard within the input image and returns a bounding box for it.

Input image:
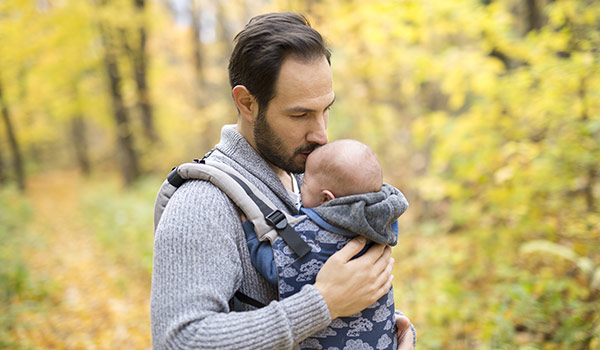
[253,109,320,174]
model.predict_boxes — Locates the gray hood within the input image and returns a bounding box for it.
[304,183,409,245]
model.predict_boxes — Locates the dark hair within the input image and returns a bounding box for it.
[228,12,331,112]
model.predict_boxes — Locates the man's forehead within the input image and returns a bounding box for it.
[272,56,333,106]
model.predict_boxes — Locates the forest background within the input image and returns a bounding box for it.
[1,0,599,349]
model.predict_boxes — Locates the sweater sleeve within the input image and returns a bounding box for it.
[150,180,331,349]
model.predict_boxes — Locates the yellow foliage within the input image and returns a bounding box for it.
[1,0,599,348]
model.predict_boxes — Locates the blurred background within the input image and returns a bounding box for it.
[1,0,599,349]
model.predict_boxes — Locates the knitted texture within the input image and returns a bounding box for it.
[151,125,331,349]
[310,183,409,245]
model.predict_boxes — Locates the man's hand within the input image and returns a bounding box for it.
[396,313,416,349]
[314,237,394,319]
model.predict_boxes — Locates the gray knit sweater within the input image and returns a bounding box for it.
[151,125,331,349]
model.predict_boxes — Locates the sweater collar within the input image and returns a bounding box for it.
[214,124,300,214]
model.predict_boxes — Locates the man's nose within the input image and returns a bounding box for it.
[307,114,328,145]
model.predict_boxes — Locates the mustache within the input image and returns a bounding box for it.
[294,143,321,156]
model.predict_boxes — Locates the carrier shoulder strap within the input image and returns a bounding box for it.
[153,160,311,258]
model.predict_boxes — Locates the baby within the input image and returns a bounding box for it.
[244,139,409,350]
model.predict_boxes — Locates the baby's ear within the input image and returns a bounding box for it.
[321,190,336,204]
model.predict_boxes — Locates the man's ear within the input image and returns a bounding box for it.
[232,85,257,123]
[321,190,336,204]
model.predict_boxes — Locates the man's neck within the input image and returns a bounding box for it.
[273,166,294,191]
[236,121,294,191]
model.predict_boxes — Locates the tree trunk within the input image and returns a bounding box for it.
[70,114,91,176]
[0,133,5,184]
[579,76,597,213]
[100,24,141,185]
[215,0,233,56]
[190,0,205,89]
[526,0,543,32]
[130,0,158,144]
[0,80,25,191]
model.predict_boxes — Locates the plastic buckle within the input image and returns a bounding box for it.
[265,210,288,230]
[167,167,185,187]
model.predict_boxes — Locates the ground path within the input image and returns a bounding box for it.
[12,172,152,349]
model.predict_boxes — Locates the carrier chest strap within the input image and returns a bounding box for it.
[220,170,311,259]
[231,291,267,309]
[165,163,311,259]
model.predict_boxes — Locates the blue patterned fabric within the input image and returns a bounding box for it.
[243,184,408,349]
[272,216,398,350]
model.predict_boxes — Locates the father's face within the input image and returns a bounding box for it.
[254,56,334,174]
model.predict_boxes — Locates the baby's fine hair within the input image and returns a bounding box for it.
[311,139,382,197]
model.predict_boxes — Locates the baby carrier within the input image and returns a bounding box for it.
[154,159,402,350]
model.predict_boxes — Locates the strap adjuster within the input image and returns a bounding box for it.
[167,167,185,187]
[265,210,287,230]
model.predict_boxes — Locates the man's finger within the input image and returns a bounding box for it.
[396,315,416,350]
[396,315,409,333]
[377,257,394,287]
[332,236,367,262]
[359,242,387,265]
[371,245,392,274]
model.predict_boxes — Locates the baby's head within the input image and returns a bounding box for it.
[300,139,382,209]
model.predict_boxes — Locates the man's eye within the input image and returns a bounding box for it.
[291,113,307,118]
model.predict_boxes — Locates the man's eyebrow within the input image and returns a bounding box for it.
[327,96,336,109]
[284,96,336,114]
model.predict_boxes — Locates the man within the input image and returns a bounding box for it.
[151,12,416,349]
